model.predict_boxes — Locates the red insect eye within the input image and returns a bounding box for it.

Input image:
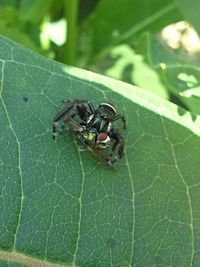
[97,132,108,141]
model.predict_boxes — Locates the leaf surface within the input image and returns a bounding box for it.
[0,36,200,267]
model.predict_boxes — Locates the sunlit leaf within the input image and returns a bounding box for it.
[103,45,168,99]
[161,65,200,114]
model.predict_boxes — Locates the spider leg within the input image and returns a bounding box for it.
[53,118,81,138]
[62,99,95,115]
[113,113,126,129]
[106,128,125,165]
[52,100,95,140]
[52,101,75,139]
[63,116,86,131]
[75,100,95,120]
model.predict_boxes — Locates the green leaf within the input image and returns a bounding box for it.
[0,6,41,52]
[0,0,18,7]
[19,0,54,23]
[176,0,200,35]
[161,65,200,115]
[136,33,200,114]
[103,44,168,99]
[79,0,183,62]
[0,261,28,267]
[0,36,200,267]
[136,33,186,67]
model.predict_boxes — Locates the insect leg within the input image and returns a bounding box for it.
[106,128,125,165]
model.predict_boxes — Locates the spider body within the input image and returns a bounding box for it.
[52,99,126,165]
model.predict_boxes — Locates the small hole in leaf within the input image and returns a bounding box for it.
[22,96,28,102]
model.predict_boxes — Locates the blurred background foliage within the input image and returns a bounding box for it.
[1,0,200,115]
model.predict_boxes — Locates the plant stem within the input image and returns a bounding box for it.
[63,0,78,66]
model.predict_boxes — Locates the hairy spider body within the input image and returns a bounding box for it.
[52,99,126,165]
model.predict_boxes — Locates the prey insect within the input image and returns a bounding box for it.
[52,99,126,165]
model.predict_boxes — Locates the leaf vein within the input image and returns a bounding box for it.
[0,61,24,248]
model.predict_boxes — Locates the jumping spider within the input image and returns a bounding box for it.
[52,99,126,165]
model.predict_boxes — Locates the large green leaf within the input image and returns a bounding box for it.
[0,36,200,267]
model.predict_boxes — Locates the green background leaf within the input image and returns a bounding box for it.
[80,0,183,62]
[136,33,200,115]
[161,65,200,115]
[0,36,200,267]
[176,0,200,36]
[19,0,54,23]
[98,44,169,99]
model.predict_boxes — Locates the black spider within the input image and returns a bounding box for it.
[52,99,126,165]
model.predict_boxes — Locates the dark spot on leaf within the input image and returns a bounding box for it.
[107,238,116,249]
[22,96,28,102]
